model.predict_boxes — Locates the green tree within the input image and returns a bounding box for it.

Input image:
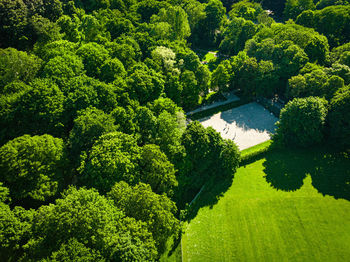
[127,64,165,104]
[76,42,110,78]
[0,134,67,205]
[152,6,191,41]
[180,70,200,109]
[68,107,117,162]
[296,6,350,47]
[79,132,141,193]
[211,63,230,93]
[0,0,28,48]
[6,78,66,139]
[63,76,118,125]
[139,144,177,196]
[219,17,257,56]
[198,0,226,46]
[274,97,328,147]
[100,58,126,83]
[284,0,315,20]
[110,106,136,134]
[41,54,84,86]
[0,48,42,87]
[0,203,34,261]
[44,238,105,262]
[0,182,10,203]
[328,87,350,150]
[27,187,157,261]
[108,182,180,254]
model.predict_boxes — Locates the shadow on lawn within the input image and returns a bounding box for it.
[184,176,234,222]
[263,147,350,200]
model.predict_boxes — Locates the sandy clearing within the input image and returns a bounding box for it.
[199,102,278,150]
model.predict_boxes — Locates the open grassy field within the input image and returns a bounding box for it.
[181,146,350,262]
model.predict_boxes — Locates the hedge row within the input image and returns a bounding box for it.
[240,140,273,166]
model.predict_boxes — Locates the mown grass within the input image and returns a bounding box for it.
[182,146,350,262]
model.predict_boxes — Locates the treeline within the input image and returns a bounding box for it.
[0,0,350,261]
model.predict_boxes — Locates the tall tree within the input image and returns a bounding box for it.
[0,134,67,205]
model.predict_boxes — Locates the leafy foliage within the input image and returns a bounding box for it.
[0,134,67,204]
[108,181,180,254]
[79,132,141,193]
[274,97,328,147]
[328,87,350,150]
[27,187,157,261]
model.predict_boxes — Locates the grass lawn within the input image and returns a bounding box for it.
[181,146,350,262]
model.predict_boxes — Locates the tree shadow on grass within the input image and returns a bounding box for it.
[263,148,313,191]
[263,147,350,200]
[311,152,350,201]
[184,175,234,222]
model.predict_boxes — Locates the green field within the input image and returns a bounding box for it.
[180,147,350,262]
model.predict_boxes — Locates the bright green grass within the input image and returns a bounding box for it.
[240,140,272,157]
[203,51,217,62]
[182,147,350,262]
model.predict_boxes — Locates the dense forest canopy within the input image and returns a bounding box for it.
[0,0,349,261]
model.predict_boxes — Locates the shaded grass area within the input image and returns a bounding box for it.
[182,146,350,261]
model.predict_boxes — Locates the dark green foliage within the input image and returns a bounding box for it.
[220,17,257,56]
[274,97,328,147]
[328,87,350,150]
[108,181,180,254]
[193,0,226,47]
[316,0,350,9]
[180,121,240,193]
[296,5,350,47]
[134,106,157,144]
[0,134,67,204]
[44,238,106,262]
[229,0,264,22]
[100,58,126,83]
[79,132,141,193]
[68,107,117,161]
[139,144,178,195]
[0,78,66,142]
[63,76,118,125]
[41,54,85,86]
[252,23,329,64]
[0,203,34,261]
[0,182,10,203]
[0,0,28,48]
[181,70,200,109]
[0,48,42,87]
[127,64,165,104]
[27,187,157,261]
[283,0,315,20]
[110,106,136,134]
[76,42,110,78]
